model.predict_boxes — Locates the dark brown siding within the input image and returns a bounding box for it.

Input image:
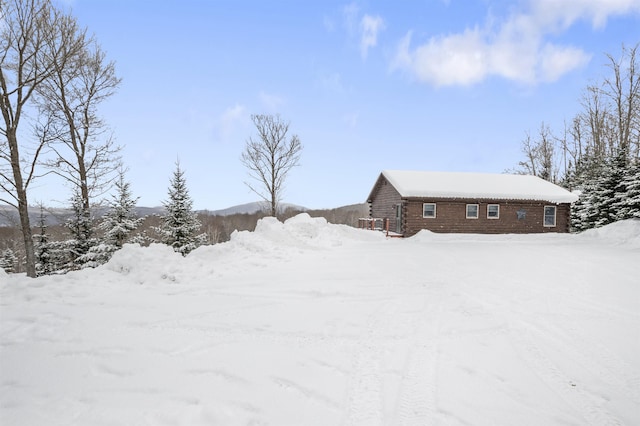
[368,176,402,232]
[403,198,571,236]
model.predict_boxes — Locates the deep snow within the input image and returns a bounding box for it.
[1,214,639,426]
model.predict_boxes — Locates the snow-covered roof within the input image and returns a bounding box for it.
[373,170,579,204]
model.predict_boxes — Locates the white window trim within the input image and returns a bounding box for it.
[544,205,557,227]
[487,204,500,219]
[466,204,479,219]
[423,203,436,218]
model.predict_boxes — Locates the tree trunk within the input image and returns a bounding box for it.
[7,131,36,277]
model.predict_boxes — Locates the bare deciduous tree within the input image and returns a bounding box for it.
[0,0,85,277]
[513,44,640,192]
[36,37,122,212]
[603,43,639,160]
[241,114,302,217]
[512,123,559,182]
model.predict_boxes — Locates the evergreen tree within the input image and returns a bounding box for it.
[569,156,603,231]
[572,179,599,231]
[75,172,144,269]
[33,206,54,276]
[592,151,627,228]
[76,243,116,269]
[157,162,204,256]
[101,171,143,249]
[619,161,640,219]
[0,249,18,274]
[570,150,639,231]
[66,190,97,269]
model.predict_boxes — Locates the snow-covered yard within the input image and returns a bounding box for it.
[1,214,639,425]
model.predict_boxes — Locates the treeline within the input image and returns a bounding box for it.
[511,44,640,230]
[0,168,368,275]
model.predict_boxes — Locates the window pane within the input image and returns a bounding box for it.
[466,204,478,218]
[544,206,556,226]
[423,203,436,218]
[488,204,499,218]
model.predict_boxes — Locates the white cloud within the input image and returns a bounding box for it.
[360,14,385,59]
[533,0,640,29]
[393,29,489,87]
[538,44,592,82]
[390,0,636,87]
[341,3,385,59]
[259,91,285,112]
[217,104,247,143]
[342,2,359,34]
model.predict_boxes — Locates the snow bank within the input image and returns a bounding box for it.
[280,213,384,247]
[577,219,640,249]
[104,243,185,284]
[222,213,383,253]
[100,214,384,284]
[408,219,640,248]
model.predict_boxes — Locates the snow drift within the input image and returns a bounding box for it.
[1,215,639,426]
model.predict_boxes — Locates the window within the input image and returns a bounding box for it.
[544,206,557,227]
[466,204,479,219]
[487,204,500,219]
[423,203,436,218]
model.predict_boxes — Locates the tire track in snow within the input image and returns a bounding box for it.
[392,297,442,426]
[529,319,640,406]
[507,321,624,426]
[458,287,629,426]
[343,300,399,426]
[272,377,342,411]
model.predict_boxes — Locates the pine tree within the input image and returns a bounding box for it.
[572,178,600,231]
[66,190,96,269]
[101,171,143,249]
[619,161,640,219]
[74,172,144,269]
[0,249,18,274]
[157,161,204,256]
[569,156,603,232]
[591,152,627,227]
[33,206,54,276]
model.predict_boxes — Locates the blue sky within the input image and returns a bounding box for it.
[37,0,640,210]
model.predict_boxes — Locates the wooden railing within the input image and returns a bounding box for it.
[358,217,396,237]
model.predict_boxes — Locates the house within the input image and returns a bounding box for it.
[366,170,579,236]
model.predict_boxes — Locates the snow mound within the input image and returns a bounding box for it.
[229,213,383,252]
[105,243,185,284]
[281,213,384,247]
[101,214,384,283]
[578,219,640,249]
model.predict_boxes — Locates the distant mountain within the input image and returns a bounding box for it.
[204,202,306,216]
[0,205,168,227]
[0,202,309,227]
